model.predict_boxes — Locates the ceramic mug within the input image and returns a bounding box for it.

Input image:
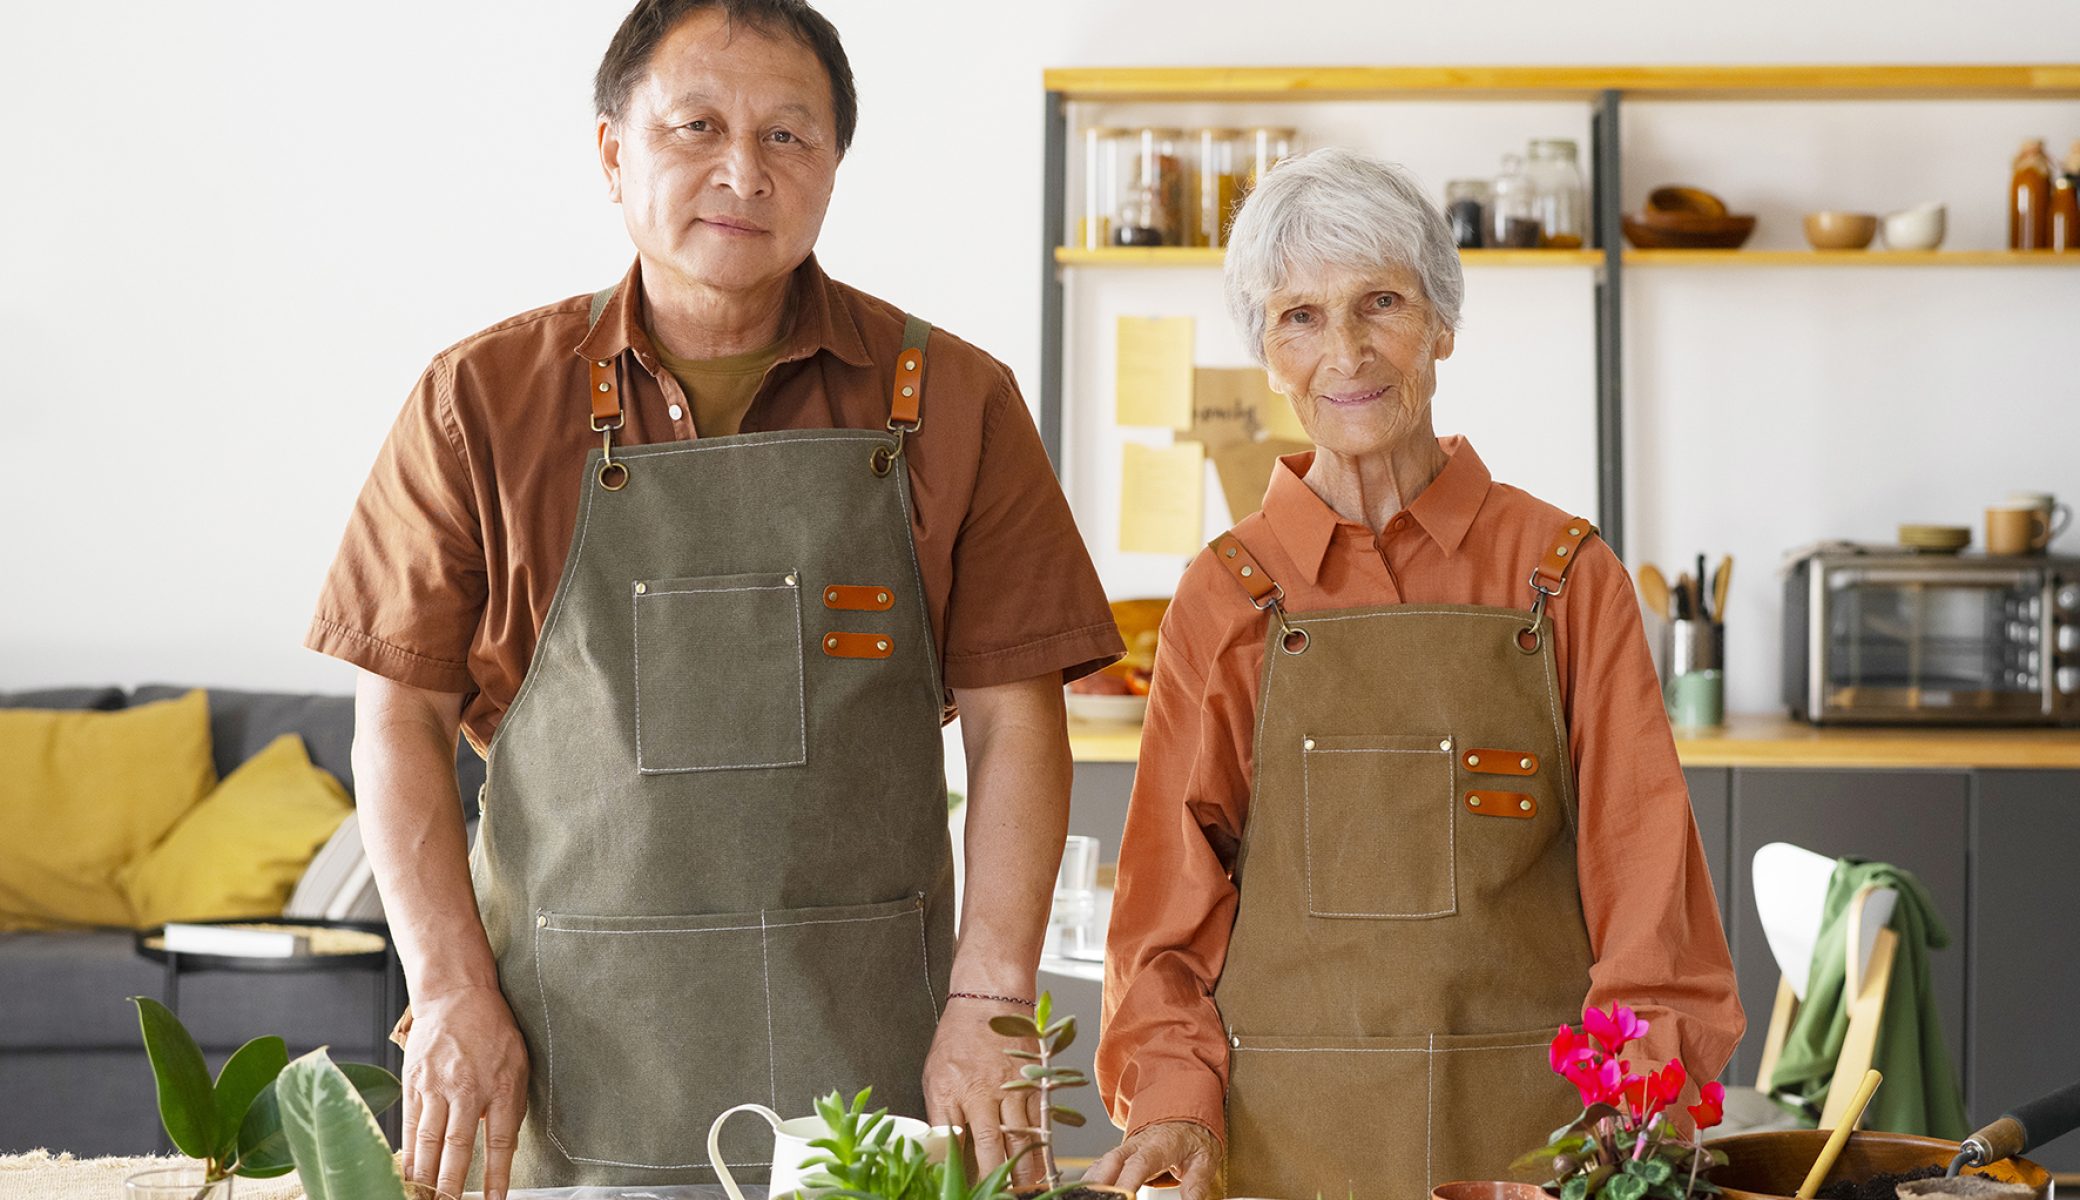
[2007,491,2071,547]
[1666,669,1725,729]
[709,1103,951,1200]
[1880,202,1946,251]
[1987,503,2054,556]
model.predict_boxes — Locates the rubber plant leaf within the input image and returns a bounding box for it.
[275,1048,407,1200]
[129,996,218,1161]
[212,1035,288,1163]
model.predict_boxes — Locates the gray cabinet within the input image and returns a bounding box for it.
[1969,770,2080,1171]
[1723,769,1971,1090]
[1685,767,1734,929]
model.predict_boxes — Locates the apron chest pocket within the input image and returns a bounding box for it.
[533,894,939,1173]
[633,572,805,773]
[1302,733,1457,919]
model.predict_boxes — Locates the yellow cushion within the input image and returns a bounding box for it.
[0,690,218,930]
[119,733,354,927]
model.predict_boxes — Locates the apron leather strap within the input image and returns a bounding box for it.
[890,315,930,430]
[1210,532,1283,608]
[1530,516,1597,598]
[584,285,624,432]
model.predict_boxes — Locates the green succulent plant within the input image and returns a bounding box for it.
[990,991,1087,1194]
[800,1087,1031,1200]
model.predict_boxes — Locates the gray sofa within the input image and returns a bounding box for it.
[0,685,484,1156]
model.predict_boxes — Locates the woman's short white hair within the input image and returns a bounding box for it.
[1223,147,1464,365]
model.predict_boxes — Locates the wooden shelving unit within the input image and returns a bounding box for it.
[1038,63,2080,558]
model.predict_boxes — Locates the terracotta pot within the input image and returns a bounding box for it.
[1707,1130,2051,1200]
[1431,1182,1554,1200]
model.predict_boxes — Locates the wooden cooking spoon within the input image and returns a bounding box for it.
[1638,564,1672,621]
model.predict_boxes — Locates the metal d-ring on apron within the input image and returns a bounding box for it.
[1206,517,1602,1200]
[468,287,954,1189]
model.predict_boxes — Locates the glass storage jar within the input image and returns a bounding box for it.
[1444,179,1490,249]
[1193,128,1244,248]
[1490,153,1540,248]
[1116,126,1188,247]
[1077,126,1123,250]
[1526,138,1587,248]
[1243,126,1298,195]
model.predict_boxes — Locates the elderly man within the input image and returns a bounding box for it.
[307,2,1121,1195]
[1087,149,1743,1200]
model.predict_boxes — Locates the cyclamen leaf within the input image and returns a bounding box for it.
[1605,1173,1648,1200]
[1561,1176,1590,1200]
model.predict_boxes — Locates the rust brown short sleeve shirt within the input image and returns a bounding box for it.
[308,256,1122,752]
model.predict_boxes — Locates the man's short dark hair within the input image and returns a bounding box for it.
[595,0,858,155]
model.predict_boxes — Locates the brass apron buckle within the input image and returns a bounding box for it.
[1253,583,1308,655]
[871,416,923,477]
[592,413,628,491]
[1520,569,1559,653]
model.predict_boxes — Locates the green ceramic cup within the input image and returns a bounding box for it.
[1666,668,1725,729]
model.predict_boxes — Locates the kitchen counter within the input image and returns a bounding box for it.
[1069,714,2080,770]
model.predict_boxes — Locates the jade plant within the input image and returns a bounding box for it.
[1515,1003,1729,1200]
[800,1087,1031,1200]
[990,991,1087,1195]
[129,995,400,1190]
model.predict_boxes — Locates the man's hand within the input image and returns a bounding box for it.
[399,982,530,1200]
[923,997,1044,1184]
[1084,1120,1223,1200]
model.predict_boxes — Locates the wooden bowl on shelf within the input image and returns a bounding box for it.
[1621,212,1758,249]
[1803,211,1879,250]
[1646,185,1731,217]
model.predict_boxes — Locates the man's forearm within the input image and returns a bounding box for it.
[950,677,1073,995]
[351,673,498,1000]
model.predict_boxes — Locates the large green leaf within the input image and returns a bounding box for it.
[212,1036,288,1162]
[129,996,217,1159]
[275,1048,407,1200]
[237,1059,400,1177]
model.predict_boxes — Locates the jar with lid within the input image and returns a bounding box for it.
[1243,126,1298,195]
[1193,128,1245,248]
[2011,139,2054,251]
[1077,126,1123,251]
[1116,127,1188,247]
[1525,138,1587,248]
[1444,180,1490,249]
[1490,153,1540,248]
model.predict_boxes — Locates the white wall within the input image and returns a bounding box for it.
[4,1,2079,720]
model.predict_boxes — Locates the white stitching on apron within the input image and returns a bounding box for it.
[540,908,919,935]
[1302,743,1458,919]
[914,901,939,1019]
[759,910,778,1108]
[1426,1031,1436,1189]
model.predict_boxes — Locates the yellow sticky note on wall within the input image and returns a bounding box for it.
[1120,441,1206,555]
[1116,316,1194,430]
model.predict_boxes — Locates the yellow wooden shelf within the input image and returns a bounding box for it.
[1625,249,2080,267]
[1054,246,1604,268]
[1044,64,2080,103]
[1070,714,2080,770]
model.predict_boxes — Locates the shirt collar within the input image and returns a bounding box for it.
[1261,435,1494,585]
[573,254,873,370]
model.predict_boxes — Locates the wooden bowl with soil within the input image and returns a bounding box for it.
[1707,1130,2050,1200]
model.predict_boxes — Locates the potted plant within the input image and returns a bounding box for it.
[800,1087,1030,1200]
[989,992,1130,1200]
[127,995,401,1197]
[1513,1003,1729,1200]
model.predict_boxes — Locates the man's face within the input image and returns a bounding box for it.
[598,8,840,297]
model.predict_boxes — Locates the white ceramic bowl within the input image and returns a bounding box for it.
[1881,203,1946,251]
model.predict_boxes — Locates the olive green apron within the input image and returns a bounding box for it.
[472,291,954,1188]
[1207,518,1599,1199]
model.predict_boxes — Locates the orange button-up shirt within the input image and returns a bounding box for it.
[1097,437,1744,1143]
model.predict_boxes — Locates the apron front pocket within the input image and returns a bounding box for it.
[765,893,939,1121]
[1225,1029,1431,1200]
[1301,733,1457,919]
[633,572,805,773]
[1426,1024,1582,1187]
[534,906,774,1171]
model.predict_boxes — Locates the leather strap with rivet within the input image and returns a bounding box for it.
[1531,516,1597,598]
[1465,790,1538,819]
[822,632,895,659]
[823,584,895,612]
[582,284,628,489]
[873,315,932,476]
[1210,531,1310,654]
[1462,748,1540,776]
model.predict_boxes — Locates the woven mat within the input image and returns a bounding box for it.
[0,1150,309,1199]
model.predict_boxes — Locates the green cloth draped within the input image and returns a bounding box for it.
[1766,858,1970,1139]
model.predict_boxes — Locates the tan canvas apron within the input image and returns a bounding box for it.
[470,289,954,1188]
[1207,518,1600,1199]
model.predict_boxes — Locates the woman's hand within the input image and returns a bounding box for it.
[1084,1120,1223,1200]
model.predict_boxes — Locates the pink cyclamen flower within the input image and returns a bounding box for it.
[1564,1055,1625,1109]
[1688,1080,1727,1131]
[1550,1025,1595,1075]
[1652,1059,1688,1107]
[1582,1004,1651,1056]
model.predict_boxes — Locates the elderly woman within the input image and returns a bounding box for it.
[1086,148,1745,1200]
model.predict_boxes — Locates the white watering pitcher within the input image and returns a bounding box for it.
[708,1102,952,1200]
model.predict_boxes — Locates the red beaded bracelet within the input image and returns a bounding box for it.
[947,991,1036,1008]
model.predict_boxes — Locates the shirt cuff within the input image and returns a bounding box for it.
[942,620,1125,690]
[1121,1066,1229,1146]
[305,617,474,693]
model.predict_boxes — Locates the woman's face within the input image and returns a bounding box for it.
[1260,257,1454,460]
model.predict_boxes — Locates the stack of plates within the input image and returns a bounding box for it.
[1898,524,1971,554]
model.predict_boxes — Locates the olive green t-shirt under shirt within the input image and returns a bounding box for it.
[650,334,785,438]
